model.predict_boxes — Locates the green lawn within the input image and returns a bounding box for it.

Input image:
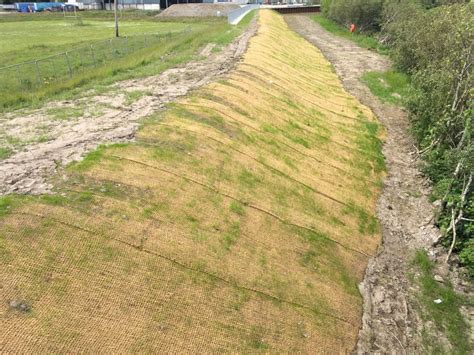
[0,17,195,65]
[0,11,255,110]
[311,14,389,55]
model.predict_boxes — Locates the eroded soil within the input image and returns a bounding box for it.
[285,14,472,353]
[0,20,257,196]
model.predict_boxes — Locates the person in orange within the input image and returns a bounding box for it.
[349,23,356,33]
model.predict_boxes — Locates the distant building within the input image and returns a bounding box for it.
[66,0,157,10]
[68,0,247,10]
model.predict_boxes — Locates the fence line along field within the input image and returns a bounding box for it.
[0,13,192,105]
[0,15,192,63]
[0,29,190,94]
[0,10,384,352]
[0,12,239,109]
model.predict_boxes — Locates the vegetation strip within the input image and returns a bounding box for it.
[110,154,371,258]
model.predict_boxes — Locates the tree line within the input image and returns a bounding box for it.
[321,0,473,276]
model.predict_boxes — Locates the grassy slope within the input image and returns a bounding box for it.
[0,16,248,110]
[0,10,384,352]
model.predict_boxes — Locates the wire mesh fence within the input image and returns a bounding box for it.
[0,28,190,94]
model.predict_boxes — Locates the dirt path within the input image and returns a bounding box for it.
[0,20,257,196]
[285,14,444,353]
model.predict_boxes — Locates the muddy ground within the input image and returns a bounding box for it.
[0,20,257,196]
[285,14,472,353]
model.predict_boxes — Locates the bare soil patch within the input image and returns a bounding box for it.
[0,20,257,196]
[285,14,473,353]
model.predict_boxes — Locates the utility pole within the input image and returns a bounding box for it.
[114,0,119,37]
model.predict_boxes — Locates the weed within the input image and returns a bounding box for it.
[362,71,410,106]
[343,202,378,235]
[0,147,12,160]
[261,123,278,133]
[354,120,385,174]
[47,106,84,120]
[413,250,472,354]
[222,222,240,250]
[124,90,151,106]
[142,202,168,218]
[230,201,245,216]
[40,194,68,206]
[0,196,14,216]
[36,135,51,143]
[237,169,261,189]
[301,249,318,267]
[232,290,251,311]
[68,143,126,172]
[68,145,107,172]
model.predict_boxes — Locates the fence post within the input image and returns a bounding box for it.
[35,61,41,86]
[65,52,72,78]
[109,39,115,57]
[16,65,23,90]
[90,44,97,67]
[77,48,84,68]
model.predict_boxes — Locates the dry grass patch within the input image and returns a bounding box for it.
[0,10,384,352]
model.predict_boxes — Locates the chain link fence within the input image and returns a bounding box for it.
[0,28,190,94]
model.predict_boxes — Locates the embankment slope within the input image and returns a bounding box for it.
[0,10,383,352]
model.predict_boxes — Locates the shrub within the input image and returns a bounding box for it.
[384,2,473,274]
[322,0,473,274]
[326,0,384,32]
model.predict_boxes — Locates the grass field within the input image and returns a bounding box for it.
[0,10,384,352]
[0,12,249,110]
[0,15,193,64]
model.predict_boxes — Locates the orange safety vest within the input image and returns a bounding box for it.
[349,24,356,33]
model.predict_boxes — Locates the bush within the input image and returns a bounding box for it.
[384,2,473,275]
[321,0,333,16]
[322,0,473,274]
[326,0,384,32]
